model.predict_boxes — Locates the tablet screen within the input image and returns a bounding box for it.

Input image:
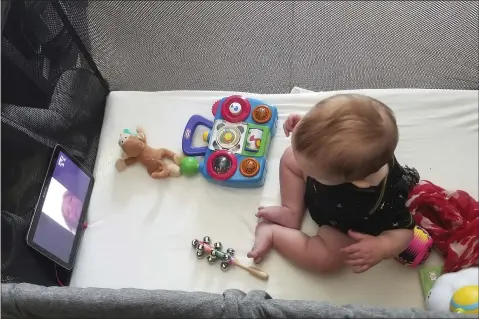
[31,150,91,264]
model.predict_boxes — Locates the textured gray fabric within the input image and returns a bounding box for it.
[82,1,293,93]
[292,1,479,92]
[76,1,478,93]
[2,283,474,319]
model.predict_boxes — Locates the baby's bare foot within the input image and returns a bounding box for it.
[256,206,299,229]
[247,221,274,264]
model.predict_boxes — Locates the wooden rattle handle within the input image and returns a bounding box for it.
[232,259,269,281]
[245,265,269,281]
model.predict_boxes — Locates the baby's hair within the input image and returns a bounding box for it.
[293,94,398,181]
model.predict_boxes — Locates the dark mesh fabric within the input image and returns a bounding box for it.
[1,1,108,286]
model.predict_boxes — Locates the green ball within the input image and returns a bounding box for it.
[180,157,199,176]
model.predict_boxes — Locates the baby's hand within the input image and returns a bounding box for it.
[341,230,386,273]
[283,114,302,137]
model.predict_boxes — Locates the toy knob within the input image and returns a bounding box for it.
[180,157,200,176]
[252,105,272,124]
[228,102,242,115]
[202,131,209,142]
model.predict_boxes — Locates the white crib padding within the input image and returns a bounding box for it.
[70,89,478,309]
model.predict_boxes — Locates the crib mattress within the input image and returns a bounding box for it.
[70,89,478,309]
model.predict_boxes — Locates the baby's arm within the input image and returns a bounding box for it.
[378,228,414,259]
[257,146,305,229]
[342,207,415,273]
[378,207,415,259]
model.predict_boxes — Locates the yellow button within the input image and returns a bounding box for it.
[224,132,233,141]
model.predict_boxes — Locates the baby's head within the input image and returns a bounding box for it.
[292,94,398,185]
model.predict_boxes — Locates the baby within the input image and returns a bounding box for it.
[247,94,419,273]
[62,191,83,234]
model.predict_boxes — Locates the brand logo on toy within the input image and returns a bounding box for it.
[184,129,191,139]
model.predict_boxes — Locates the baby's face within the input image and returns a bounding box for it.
[62,191,83,231]
[293,149,346,185]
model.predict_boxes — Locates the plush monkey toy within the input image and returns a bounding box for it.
[115,127,183,178]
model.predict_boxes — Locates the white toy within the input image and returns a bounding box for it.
[426,267,479,314]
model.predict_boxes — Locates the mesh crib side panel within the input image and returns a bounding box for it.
[63,1,295,93]
[59,1,478,92]
[1,1,108,286]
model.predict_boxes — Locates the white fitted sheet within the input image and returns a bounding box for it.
[70,89,478,309]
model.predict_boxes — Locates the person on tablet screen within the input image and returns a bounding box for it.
[61,191,83,234]
[247,94,420,274]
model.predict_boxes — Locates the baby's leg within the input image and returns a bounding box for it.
[257,146,305,229]
[249,222,353,271]
[274,225,355,272]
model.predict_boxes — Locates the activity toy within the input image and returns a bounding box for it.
[395,225,433,267]
[181,95,278,188]
[425,266,479,313]
[116,127,184,178]
[192,236,269,281]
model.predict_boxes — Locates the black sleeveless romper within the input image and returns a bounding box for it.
[304,157,419,236]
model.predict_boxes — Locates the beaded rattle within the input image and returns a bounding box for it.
[192,236,269,281]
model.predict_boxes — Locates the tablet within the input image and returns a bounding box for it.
[26,144,94,270]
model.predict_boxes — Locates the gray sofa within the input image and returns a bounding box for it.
[1,1,478,318]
